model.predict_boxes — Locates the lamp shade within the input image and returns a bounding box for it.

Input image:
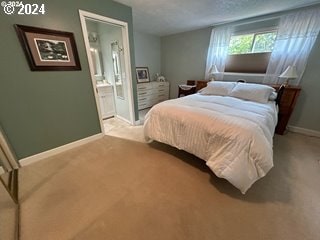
[209,64,219,74]
[279,66,298,78]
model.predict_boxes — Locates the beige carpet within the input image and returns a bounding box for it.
[104,117,146,143]
[15,132,320,240]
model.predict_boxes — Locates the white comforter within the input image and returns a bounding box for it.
[144,94,278,194]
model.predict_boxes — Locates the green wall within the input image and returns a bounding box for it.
[161,27,212,99]
[134,31,161,80]
[289,36,320,131]
[161,7,320,132]
[0,0,138,159]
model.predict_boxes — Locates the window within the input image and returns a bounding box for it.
[225,31,277,73]
[228,31,277,54]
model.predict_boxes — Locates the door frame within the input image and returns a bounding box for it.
[0,128,20,172]
[79,10,136,133]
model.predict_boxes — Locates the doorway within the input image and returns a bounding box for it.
[79,10,135,134]
[0,126,20,240]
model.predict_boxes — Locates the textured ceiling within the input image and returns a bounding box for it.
[114,0,320,36]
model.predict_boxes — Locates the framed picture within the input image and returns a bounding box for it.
[15,24,81,71]
[136,67,150,83]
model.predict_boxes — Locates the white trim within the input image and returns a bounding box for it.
[121,22,135,125]
[79,10,136,133]
[224,72,266,77]
[79,11,104,135]
[115,115,132,125]
[0,129,19,169]
[20,133,103,167]
[232,27,278,36]
[287,125,320,138]
[135,119,141,126]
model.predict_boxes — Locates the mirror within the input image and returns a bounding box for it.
[111,41,124,99]
[88,32,104,82]
[0,126,20,240]
[90,47,104,81]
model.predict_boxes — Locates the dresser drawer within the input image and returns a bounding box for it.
[137,81,170,109]
[157,93,169,101]
[154,87,169,94]
[137,89,153,97]
[157,83,169,89]
[151,81,169,88]
[137,83,153,91]
[138,101,153,110]
[138,94,157,102]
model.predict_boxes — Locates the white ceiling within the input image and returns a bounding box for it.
[114,0,320,36]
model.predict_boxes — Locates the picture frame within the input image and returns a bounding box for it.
[15,24,81,71]
[136,67,150,83]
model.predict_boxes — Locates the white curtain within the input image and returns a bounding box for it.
[205,26,232,80]
[264,7,320,85]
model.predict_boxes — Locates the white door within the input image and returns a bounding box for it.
[79,10,136,133]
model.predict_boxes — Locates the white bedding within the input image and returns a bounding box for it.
[143,94,278,194]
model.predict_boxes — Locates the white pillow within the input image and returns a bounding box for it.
[199,81,236,96]
[229,83,275,103]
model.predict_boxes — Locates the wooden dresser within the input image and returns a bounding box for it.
[272,84,301,135]
[137,81,170,110]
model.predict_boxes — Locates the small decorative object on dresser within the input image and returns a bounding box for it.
[136,67,150,83]
[137,82,169,110]
[271,84,301,135]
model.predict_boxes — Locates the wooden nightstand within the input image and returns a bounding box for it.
[178,80,209,97]
[272,84,301,135]
[178,84,196,97]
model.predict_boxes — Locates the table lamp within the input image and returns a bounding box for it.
[209,64,219,81]
[279,66,298,86]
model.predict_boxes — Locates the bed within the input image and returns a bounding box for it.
[144,81,281,194]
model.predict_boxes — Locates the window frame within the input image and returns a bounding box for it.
[228,29,278,55]
[225,28,278,73]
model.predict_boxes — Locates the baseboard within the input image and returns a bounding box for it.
[135,119,141,125]
[287,125,320,138]
[19,133,103,167]
[115,115,132,125]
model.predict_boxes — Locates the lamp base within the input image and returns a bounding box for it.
[283,79,290,87]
